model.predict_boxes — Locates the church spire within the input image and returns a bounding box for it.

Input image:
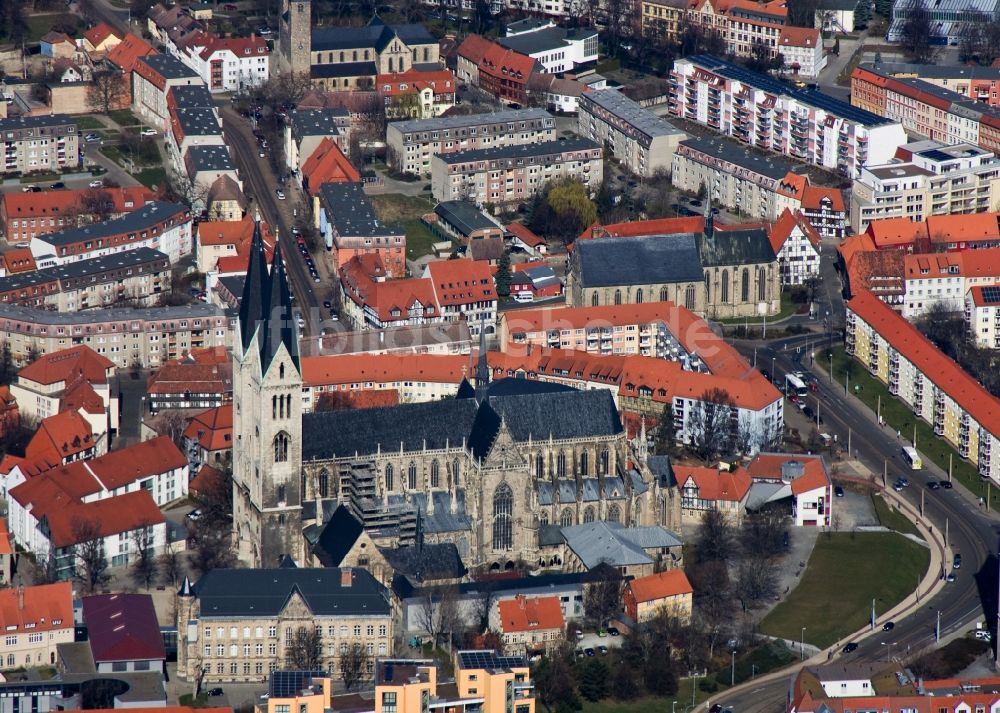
[260,239,300,372]
[474,317,489,403]
[238,218,270,353]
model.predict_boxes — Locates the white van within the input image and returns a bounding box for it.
[901,446,923,470]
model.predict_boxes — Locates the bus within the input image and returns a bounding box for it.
[786,373,808,398]
[901,446,923,470]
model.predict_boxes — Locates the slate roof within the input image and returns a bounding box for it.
[380,542,466,582]
[574,234,704,288]
[186,145,233,172]
[174,107,222,136]
[311,62,378,78]
[311,16,435,52]
[312,504,364,568]
[388,491,471,534]
[82,594,165,663]
[496,27,597,56]
[290,109,349,137]
[698,227,776,267]
[36,201,187,248]
[139,53,198,79]
[192,566,391,617]
[169,84,214,108]
[318,183,397,238]
[435,200,498,237]
[561,521,682,568]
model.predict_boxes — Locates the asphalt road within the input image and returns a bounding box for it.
[717,333,1000,712]
[219,105,326,335]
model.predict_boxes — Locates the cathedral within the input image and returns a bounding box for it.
[233,224,678,570]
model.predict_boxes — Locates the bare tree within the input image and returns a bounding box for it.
[157,410,189,447]
[339,642,371,691]
[688,388,736,461]
[130,522,157,589]
[73,517,110,594]
[286,626,323,670]
[87,70,128,114]
[899,0,936,62]
[739,505,789,558]
[583,564,624,630]
[158,540,182,587]
[415,585,461,648]
[733,555,779,612]
[696,507,735,563]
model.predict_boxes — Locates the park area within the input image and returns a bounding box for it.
[761,531,929,649]
[369,193,442,260]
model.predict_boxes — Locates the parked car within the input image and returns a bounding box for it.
[974,629,992,641]
[208,688,224,697]
[49,182,64,189]
[954,553,962,569]
[927,481,940,490]
[89,180,103,188]
[882,621,895,631]
[940,480,953,489]
[323,300,332,309]
[140,128,157,137]
[607,627,620,637]
[834,485,844,497]
[842,642,858,653]
[84,132,100,142]
[598,645,608,655]
[186,508,202,521]
[584,648,595,657]
[276,189,286,200]
[947,572,956,582]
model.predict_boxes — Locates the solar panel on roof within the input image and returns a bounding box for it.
[981,286,1000,304]
[268,670,328,698]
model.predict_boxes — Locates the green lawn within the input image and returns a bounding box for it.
[26,14,82,43]
[136,167,167,190]
[870,493,921,538]
[760,532,929,649]
[369,193,443,260]
[108,109,141,128]
[718,291,805,325]
[826,345,992,500]
[73,116,106,130]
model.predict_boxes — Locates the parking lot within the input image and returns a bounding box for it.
[574,629,624,657]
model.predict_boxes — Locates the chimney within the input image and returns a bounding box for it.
[341,567,353,587]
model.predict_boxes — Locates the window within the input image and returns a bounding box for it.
[600,448,610,475]
[274,432,289,462]
[580,451,589,475]
[557,451,566,477]
[741,268,749,302]
[614,289,622,305]
[493,482,514,550]
[660,287,668,302]
[583,505,595,523]
[591,292,599,307]
[607,504,621,522]
[408,461,417,489]
[383,692,398,713]
[430,459,440,488]
[635,288,643,304]
[758,267,766,301]
[453,458,460,487]
[685,286,696,310]
[319,469,329,498]
[536,453,545,478]
[721,270,729,303]
[385,464,394,491]
[560,508,574,527]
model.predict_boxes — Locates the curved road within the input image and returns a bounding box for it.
[717,333,999,713]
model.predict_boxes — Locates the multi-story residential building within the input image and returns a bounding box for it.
[339,256,441,331]
[0,302,230,368]
[423,260,497,336]
[29,201,192,266]
[284,108,352,174]
[965,285,1000,348]
[497,24,598,74]
[0,186,155,243]
[777,26,826,78]
[132,54,201,130]
[168,107,225,174]
[577,89,685,177]
[495,595,564,654]
[0,247,169,311]
[175,33,270,93]
[377,68,456,119]
[901,247,1000,318]
[0,583,73,669]
[671,55,907,178]
[176,566,393,683]
[456,35,539,106]
[431,138,603,206]
[386,108,556,178]
[146,346,233,413]
[623,569,693,623]
[314,183,406,278]
[856,61,1000,108]
[846,289,1000,480]
[9,345,116,426]
[0,115,79,175]
[850,141,1000,231]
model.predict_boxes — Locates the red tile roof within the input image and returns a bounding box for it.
[26,410,96,463]
[497,595,565,633]
[770,209,821,253]
[146,360,233,397]
[18,345,114,387]
[106,32,156,73]
[675,465,752,502]
[0,582,72,634]
[1,248,36,274]
[747,453,830,496]
[2,186,155,224]
[456,34,493,65]
[83,22,121,48]
[182,404,233,452]
[87,436,187,491]
[198,33,269,60]
[302,353,470,388]
[627,569,693,603]
[0,518,13,557]
[848,290,1000,436]
[778,25,820,48]
[800,184,846,213]
[377,68,455,98]
[506,222,545,248]
[425,260,495,307]
[82,593,166,663]
[302,138,360,196]
[190,464,225,497]
[340,256,439,323]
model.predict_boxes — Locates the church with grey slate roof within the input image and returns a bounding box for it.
[233,224,677,569]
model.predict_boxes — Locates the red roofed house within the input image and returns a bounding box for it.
[676,465,752,525]
[423,260,497,337]
[0,186,156,244]
[132,54,200,130]
[495,595,565,654]
[769,209,821,286]
[798,184,847,240]
[377,68,456,119]
[0,582,73,668]
[457,36,538,105]
[182,404,233,472]
[506,222,547,256]
[106,33,156,106]
[777,26,826,78]
[301,138,360,196]
[81,593,166,673]
[746,453,832,527]
[182,33,270,93]
[0,248,37,275]
[11,345,117,431]
[83,23,122,54]
[25,409,104,467]
[623,569,694,623]
[339,255,441,330]
[146,346,233,413]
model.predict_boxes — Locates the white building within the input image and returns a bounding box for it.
[777,26,827,79]
[851,141,1000,232]
[769,209,822,286]
[902,247,1000,319]
[671,55,907,178]
[175,34,270,93]
[497,24,598,74]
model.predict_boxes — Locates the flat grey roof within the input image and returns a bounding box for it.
[318,183,399,238]
[138,54,198,80]
[436,137,599,164]
[290,108,349,138]
[0,300,227,326]
[169,84,214,108]
[434,200,498,236]
[867,163,933,179]
[497,27,597,56]
[187,144,234,172]
[37,201,188,247]
[0,114,76,130]
[389,108,553,134]
[679,135,799,179]
[174,106,222,136]
[582,88,684,139]
[1,247,166,292]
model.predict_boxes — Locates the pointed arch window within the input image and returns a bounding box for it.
[540,511,549,527]
[536,453,545,478]
[758,267,766,301]
[600,448,610,475]
[560,508,574,527]
[430,460,440,488]
[452,458,460,487]
[492,482,513,551]
[407,461,417,489]
[614,289,622,305]
[660,287,668,302]
[580,451,589,475]
[385,464,394,492]
[557,451,567,477]
[741,267,750,302]
[583,506,595,523]
[273,432,289,462]
[318,469,329,498]
[607,504,621,522]
[591,293,599,307]
[635,289,643,304]
[721,270,729,303]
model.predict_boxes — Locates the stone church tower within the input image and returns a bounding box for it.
[278,0,312,77]
[232,226,304,567]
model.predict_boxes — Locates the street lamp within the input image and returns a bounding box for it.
[801,627,807,660]
[731,650,737,686]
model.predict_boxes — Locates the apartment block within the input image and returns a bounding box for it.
[0,186,155,243]
[431,138,602,206]
[0,115,79,175]
[671,55,906,178]
[851,141,1000,231]
[0,583,73,669]
[902,247,1000,318]
[314,182,406,278]
[965,286,1000,349]
[846,289,1000,480]
[386,108,556,177]
[856,61,1000,108]
[577,89,685,177]
[0,302,231,368]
